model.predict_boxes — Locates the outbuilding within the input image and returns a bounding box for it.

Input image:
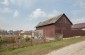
[36,13,73,40]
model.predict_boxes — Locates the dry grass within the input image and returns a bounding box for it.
[0,36,46,51]
[0,36,85,55]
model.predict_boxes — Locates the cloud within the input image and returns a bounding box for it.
[0,7,12,14]
[0,17,7,24]
[74,0,85,9]
[69,0,85,24]
[76,18,85,23]
[28,8,63,21]
[47,10,63,18]
[69,8,85,24]
[0,0,38,8]
[0,7,19,17]
[30,8,46,18]
[1,0,9,6]
[72,0,85,9]
[71,18,85,24]
[0,17,10,30]
[10,0,37,8]
[13,10,19,17]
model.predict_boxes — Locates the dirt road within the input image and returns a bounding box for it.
[46,41,85,55]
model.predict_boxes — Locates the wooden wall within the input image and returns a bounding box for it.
[63,30,85,38]
[36,24,56,38]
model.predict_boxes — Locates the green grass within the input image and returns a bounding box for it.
[0,36,85,55]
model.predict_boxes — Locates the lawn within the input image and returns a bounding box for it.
[0,36,85,55]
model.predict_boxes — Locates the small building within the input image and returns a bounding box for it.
[19,31,33,38]
[36,13,73,40]
[72,23,85,30]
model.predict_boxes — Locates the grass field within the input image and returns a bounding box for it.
[0,36,85,55]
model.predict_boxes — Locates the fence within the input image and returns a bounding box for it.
[63,30,85,38]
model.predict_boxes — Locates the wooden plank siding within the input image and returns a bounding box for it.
[36,14,73,39]
[63,30,85,38]
[36,24,56,39]
[55,15,72,34]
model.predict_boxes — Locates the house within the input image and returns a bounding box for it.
[72,23,85,30]
[36,13,73,40]
[19,31,33,38]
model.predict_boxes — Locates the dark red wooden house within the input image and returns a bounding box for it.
[36,13,73,39]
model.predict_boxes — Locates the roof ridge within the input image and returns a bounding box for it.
[36,13,64,27]
[39,13,64,23]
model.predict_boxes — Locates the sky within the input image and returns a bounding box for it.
[0,0,85,31]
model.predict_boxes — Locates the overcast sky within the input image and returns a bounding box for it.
[0,0,85,31]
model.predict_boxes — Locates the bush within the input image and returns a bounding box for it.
[1,37,16,43]
[25,37,30,42]
[0,38,5,45]
[56,34,63,41]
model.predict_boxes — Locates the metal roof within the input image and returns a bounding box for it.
[72,23,85,29]
[36,13,64,27]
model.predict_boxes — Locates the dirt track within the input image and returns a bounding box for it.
[46,41,85,55]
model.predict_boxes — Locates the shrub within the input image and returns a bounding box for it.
[0,38,5,45]
[0,36,1,39]
[56,33,63,41]
[25,37,30,42]
[1,36,16,43]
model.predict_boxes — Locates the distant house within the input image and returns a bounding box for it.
[72,23,85,30]
[36,13,73,40]
[19,31,33,38]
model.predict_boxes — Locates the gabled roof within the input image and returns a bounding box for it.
[72,23,85,29]
[36,13,72,27]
